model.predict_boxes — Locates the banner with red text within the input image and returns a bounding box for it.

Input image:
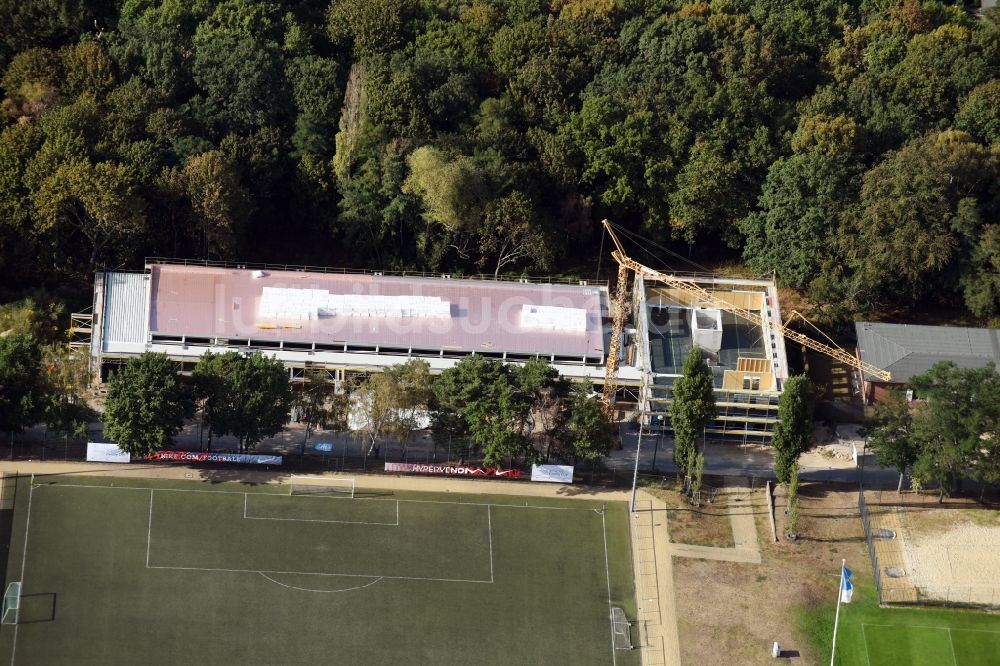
[145,451,282,466]
[384,462,520,479]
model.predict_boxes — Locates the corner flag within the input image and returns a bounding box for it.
[840,566,853,603]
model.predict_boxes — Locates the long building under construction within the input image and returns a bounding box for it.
[80,259,789,442]
[85,260,641,387]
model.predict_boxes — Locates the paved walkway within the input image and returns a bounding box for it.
[666,478,763,566]
[631,490,682,666]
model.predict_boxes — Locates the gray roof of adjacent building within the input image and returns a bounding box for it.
[855,321,1000,383]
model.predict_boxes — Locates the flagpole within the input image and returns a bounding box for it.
[830,558,845,666]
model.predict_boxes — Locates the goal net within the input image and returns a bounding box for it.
[610,606,633,650]
[2,582,21,625]
[289,476,355,498]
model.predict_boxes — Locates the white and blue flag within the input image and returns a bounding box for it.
[840,566,853,603]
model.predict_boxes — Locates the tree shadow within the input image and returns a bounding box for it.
[194,467,291,486]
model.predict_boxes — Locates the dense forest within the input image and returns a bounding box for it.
[1,0,998,323]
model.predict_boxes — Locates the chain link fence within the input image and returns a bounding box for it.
[860,490,1000,610]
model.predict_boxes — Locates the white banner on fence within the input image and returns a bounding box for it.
[87,442,131,463]
[530,464,574,484]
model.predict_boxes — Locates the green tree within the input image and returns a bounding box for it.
[294,368,349,456]
[382,359,432,456]
[741,154,856,291]
[513,357,570,462]
[478,191,551,277]
[0,333,47,433]
[669,348,716,477]
[561,381,613,467]
[842,131,998,308]
[868,390,917,493]
[192,351,292,452]
[960,225,1000,319]
[41,342,95,441]
[955,80,1000,145]
[402,146,487,232]
[32,159,147,270]
[772,376,814,485]
[1,47,61,120]
[431,356,539,468]
[910,362,1000,500]
[103,353,191,457]
[0,0,116,68]
[327,0,415,59]
[191,0,290,135]
[351,372,395,463]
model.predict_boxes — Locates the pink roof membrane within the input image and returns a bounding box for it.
[148,264,607,359]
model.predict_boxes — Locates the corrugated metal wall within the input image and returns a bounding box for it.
[103,272,149,346]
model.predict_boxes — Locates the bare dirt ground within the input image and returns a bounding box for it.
[672,482,868,665]
[898,507,1000,606]
[644,485,735,548]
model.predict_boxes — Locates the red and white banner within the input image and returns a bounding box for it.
[384,462,520,479]
[145,451,283,466]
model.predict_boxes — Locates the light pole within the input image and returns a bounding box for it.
[629,419,645,513]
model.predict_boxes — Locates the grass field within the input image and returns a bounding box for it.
[800,580,1000,665]
[0,474,638,665]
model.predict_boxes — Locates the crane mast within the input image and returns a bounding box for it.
[598,220,890,415]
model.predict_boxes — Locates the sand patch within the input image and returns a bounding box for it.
[900,509,1000,606]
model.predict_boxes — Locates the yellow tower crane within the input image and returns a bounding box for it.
[599,219,890,416]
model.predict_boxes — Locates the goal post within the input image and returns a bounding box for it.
[610,606,633,650]
[2,582,21,625]
[288,475,355,498]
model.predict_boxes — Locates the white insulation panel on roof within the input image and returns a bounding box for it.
[258,287,450,321]
[520,304,586,333]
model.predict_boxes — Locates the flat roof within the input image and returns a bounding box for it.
[147,264,606,359]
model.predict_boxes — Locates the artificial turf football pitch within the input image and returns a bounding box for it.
[0,474,639,665]
[803,570,1000,666]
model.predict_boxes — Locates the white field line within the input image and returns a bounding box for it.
[145,490,492,583]
[243,515,398,526]
[487,505,494,584]
[257,572,384,594]
[861,623,871,666]
[146,563,492,584]
[10,477,35,666]
[36,483,592,511]
[862,623,1000,634]
[53,482,615,593]
[948,628,958,666]
[602,509,615,666]
[242,494,399,526]
[146,489,154,568]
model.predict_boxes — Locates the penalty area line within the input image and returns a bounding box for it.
[145,563,493,584]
